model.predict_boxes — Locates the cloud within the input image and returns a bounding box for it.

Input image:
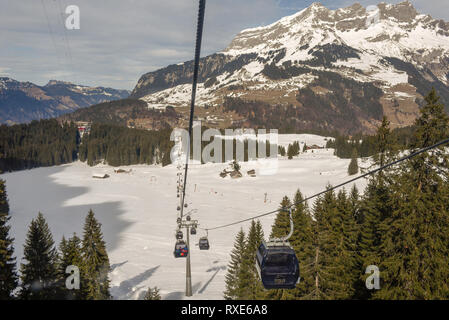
[0,0,282,89]
[0,67,11,76]
[0,0,447,90]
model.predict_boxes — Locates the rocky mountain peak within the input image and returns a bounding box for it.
[378,1,418,23]
[130,1,449,135]
[223,1,449,59]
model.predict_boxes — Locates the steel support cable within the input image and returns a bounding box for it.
[57,0,73,64]
[41,0,60,62]
[202,137,449,231]
[180,0,206,219]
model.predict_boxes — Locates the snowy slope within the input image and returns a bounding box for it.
[136,1,449,105]
[225,2,449,63]
[2,135,369,300]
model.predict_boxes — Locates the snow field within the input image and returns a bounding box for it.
[2,135,368,300]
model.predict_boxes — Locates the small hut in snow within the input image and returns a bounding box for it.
[92,173,110,179]
[114,168,132,174]
[247,169,256,177]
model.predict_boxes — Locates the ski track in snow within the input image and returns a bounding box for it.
[2,135,369,300]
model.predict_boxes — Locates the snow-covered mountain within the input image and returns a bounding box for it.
[0,77,130,124]
[131,1,449,134]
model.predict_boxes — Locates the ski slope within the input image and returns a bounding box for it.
[2,135,369,300]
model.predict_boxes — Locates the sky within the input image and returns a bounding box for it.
[0,0,448,90]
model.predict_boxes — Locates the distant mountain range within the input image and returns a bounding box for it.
[0,77,129,124]
[128,1,449,134]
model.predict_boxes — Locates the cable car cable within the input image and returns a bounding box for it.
[202,136,449,231]
[41,0,61,66]
[57,0,73,65]
[180,0,206,219]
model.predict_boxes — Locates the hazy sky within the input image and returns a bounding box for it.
[1,0,448,90]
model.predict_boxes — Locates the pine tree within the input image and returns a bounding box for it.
[237,220,264,299]
[20,212,60,299]
[348,148,359,175]
[292,141,300,156]
[290,190,315,299]
[334,189,358,298]
[144,287,161,300]
[349,185,361,224]
[287,144,294,160]
[355,117,395,299]
[59,233,84,300]
[372,117,395,170]
[81,209,111,300]
[224,228,246,300]
[0,179,18,299]
[269,196,292,240]
[311,187,358,299]
[278,145,286,157]
[310,191,338,299]
[374,89,449,299]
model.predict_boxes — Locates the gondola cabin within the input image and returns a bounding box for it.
[255,242,300,289]
[198,237,210,250]
[174,240,188,258]
[176,231,183,240]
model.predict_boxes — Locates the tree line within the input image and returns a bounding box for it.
[0,120,282,172]
[224,88,449,299]
[326,125,415,159]
[0,119,79,172]
[0,120,176,172]
[78,123,174,167]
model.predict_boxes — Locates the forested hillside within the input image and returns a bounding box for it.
[225,89,449,300]
[0,119,79,172]
[78,124,174,167]
[60,98,179,130]
[222,66,385,135]
[326,125,416,158]
[0,78,129,124]
[0,120,174,172]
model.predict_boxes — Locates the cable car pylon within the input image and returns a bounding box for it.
[175,0,206,297]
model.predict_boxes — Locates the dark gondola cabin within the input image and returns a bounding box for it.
[198,237,210,250]
[255,242,300,289]
[190,227,196,235]
[174,240,188,258]
[176,231,183,240]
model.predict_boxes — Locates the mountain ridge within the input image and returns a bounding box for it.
[129,1,449,134]
[0,77,129,124]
